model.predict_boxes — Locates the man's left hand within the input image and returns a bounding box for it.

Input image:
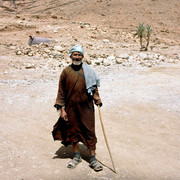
[95,99,103,107]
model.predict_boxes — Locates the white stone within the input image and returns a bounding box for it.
[147,54,153,60]
[44,48,51,54]
[53,50,61,55]
[128,56,134,62]
[153,53,159,59]
[103,39,110,43]
[167,59,174,63]
[25,63,35,69]
[28,52,33,56]
[122,62,131,67]
[97,57,103,63]
[94,60,101,65]
[159,55,165,61]
[103,59,111,66]
[96,46,100,50]
[54,27,60,33]
[10,46,16,50]
[116,58,123,64]
[16,50,22,55]
[107,56,116,61]
[145,62,153,67]
[139,52,147,60]
[54,46,64,52]
[119,53,129,59]
[43,53,48,58]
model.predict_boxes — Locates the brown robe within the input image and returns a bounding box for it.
[53,65,101,150]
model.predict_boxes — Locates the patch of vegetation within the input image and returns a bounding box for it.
[134,23,152,51]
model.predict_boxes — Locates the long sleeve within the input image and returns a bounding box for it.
[93,87,101,102]
[55,70,66,107]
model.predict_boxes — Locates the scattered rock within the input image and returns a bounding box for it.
[103,59,111,66]
[28,52,33,56]
[119,53,129,59]
[54,27,60,33]
[25,63,36,69]
[138,52,147,60]
[16,50,22,55]
[116,58,123,64]
[54,46,65,52]
[13,43,179,69]
[103,39,110,43]
[94,60,101,65]
[51,15,58,19]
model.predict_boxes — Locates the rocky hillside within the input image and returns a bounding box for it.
[1,0,180,45]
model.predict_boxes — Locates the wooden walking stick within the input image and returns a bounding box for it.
[98,105,117,173]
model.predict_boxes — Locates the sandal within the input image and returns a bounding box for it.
[89,159,103,172]
[67,156,82,169]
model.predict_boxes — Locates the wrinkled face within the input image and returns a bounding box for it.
[71,51,83,66]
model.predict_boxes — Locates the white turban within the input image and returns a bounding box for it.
[69,44,84,57]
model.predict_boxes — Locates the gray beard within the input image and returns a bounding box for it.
[72,60,82,66]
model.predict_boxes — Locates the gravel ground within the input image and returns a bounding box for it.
[0,63,180,180]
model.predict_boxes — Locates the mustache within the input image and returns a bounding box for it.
[72,59,82,65]
[73,58,81,61]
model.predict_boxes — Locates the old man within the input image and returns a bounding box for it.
[53,44,103,171]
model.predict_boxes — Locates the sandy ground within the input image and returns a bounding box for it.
[0,0,180,180]
[0,63,180,180]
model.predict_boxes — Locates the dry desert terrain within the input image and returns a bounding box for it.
[0,0,180,179]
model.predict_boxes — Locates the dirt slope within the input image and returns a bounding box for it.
[1,0,180,44]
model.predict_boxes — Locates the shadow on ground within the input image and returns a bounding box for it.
[53,144,90,162]
[53,144,116,173]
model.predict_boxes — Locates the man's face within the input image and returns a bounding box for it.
[71,51,83,66]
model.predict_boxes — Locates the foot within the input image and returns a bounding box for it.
[89,159,103,172]
[67,156,82,169]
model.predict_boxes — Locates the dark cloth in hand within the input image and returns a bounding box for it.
[54,104,61,110]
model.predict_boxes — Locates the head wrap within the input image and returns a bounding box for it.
[69,44,84,57]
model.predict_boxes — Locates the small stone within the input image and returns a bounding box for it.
[16,15,21,19]
[85,59,92,65]
[147,54,153,60]
[43,53,48,58]
[153,53,159,59]
[54,46,64,52]
[25,63,36,69]
[158,55,165,62]
[116,58,123,64]
[51,14,58,19]
[97,57,104,63]
[103,59,111,66]
[107,56,115,61]
[16,50,22,55]
[103,39,110,43]
[122,62,131,67]
[167,59,175,63]
[24,48,31,55]
[54,27,60,33]
[128,56,134,62]
[146,62,153,67]
[94,60,101,65]
[139,52,147,60]
[28,52,33,56]
[119,53,129,59]
[10,46,16,50]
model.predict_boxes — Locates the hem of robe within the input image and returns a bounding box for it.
[52,117,96,150]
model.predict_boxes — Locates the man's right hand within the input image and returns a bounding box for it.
[61,108,68,121]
